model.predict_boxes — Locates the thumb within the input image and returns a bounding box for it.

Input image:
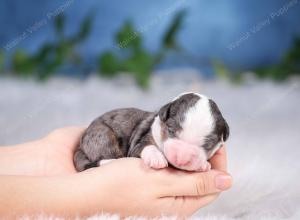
[158,170,232,197]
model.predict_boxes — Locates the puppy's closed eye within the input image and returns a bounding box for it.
[203,134,219,150]
[166,118,182,138]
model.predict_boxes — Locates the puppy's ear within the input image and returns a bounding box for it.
[158,102,172,122]
[222,119,230,141]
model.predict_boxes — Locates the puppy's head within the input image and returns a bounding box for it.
[152,92,229,171]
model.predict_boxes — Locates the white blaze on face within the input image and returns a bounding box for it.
[152,92,216,154]
[177,94,214,147]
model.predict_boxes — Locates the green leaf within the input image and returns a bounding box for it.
[97,11,187,88]
[116,21,141,50]
[0,50,4,73]
[97,20,153,88]
[254,37,300,81]
[212,60,244,84]
[8,10,94,80]
[72,12,94,44]
[212,60,231,79]
[122,50,154,88]
[162,9,186,50]
[34,44,55,64]
[54,14,65,40]
[36,43,71,79]
[98,52,120,77]
[12,49,36,76]
[282,37,300,73]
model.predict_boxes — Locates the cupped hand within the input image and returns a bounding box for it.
[0,127,232,218]
[0,127,84,176]
[83,153,231,218]
[42,127,232,217]
[41,126,86,175]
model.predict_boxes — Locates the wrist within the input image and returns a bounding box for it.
[0,171,109,218]
[0,140,47,176]
[72,168,136,217]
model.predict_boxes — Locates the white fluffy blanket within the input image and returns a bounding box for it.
[1,70,300,219]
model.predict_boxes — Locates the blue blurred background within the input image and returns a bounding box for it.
[1,3,300,218]
[1,0,300,78]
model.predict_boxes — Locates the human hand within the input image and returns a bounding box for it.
[0,127,232,218]
[41,126,86,175]
[83,147,231,218]
[0,126,85,176]
[46,127,232,217]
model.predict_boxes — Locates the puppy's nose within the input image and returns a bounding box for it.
[173,152,197,167]
[164,139,200,168]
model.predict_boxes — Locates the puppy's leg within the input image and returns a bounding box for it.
[74,149,97,172]
[74,121,124,171]
[141,145,168,169]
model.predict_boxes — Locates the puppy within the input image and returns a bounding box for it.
[74,92,229,172]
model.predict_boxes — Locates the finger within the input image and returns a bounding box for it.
[46,126,86,140]
[45,126,87,150]
[209,146,227,172]
[157,169,232,197]
[61,126,87,137]
[64,126,87,151]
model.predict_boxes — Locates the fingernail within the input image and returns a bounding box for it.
[215,174,232,190]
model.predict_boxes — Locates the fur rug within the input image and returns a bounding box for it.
[1,70,300,219]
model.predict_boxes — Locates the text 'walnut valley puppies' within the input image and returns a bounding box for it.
[74,92,229,172]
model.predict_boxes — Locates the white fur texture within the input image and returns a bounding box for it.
[152,92,215,160]
[1,70,300,220]
[178,95,214,147]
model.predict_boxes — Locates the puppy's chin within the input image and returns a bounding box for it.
[163,138,210,171]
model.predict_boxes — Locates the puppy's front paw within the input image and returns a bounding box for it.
[141,145,168,169]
